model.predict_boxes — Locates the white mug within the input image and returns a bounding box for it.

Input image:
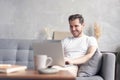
[34,55,53,70]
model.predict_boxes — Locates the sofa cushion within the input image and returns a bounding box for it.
[78,49,102,77]
[0,49,17,64]
[0,39,34,69]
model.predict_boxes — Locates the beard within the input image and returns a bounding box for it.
[71,30,82,37]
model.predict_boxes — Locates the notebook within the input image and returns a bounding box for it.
[0,64,27,73]
[32,40,65,66]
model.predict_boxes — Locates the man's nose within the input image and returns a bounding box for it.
[71,27,76,30]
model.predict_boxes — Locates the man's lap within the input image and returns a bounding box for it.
[52,65,78,77]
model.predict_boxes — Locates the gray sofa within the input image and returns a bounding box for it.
[76,52,116,80]
[0,39,34,70]
[0,39,116,80]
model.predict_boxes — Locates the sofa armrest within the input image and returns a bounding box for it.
[100,53,116,80]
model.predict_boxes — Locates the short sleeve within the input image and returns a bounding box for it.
[88,37,98,48]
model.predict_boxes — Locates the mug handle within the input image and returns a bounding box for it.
[46,57,53,67]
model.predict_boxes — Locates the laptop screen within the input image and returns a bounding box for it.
[32,40,65,66]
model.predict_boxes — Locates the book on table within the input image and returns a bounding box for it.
[0,64,27,73]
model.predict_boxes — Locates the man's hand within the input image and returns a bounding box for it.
[64,57,73,65]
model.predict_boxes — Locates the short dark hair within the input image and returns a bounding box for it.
[68,14,84,24]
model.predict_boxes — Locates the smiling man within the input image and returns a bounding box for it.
[61,14,98,76]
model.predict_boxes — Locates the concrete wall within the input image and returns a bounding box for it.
[0,0,120,52]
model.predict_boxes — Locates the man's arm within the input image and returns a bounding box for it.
[65,46,97,65]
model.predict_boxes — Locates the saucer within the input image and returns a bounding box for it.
[38,68,59,74]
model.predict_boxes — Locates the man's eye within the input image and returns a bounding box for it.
[75,25,78,27]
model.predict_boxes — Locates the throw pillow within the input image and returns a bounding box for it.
[77,49,102,77]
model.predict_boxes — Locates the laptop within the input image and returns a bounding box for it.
[32,40,65,67]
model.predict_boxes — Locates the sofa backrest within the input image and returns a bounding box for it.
[0,39,34,69]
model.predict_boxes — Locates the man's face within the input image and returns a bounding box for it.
[69,19,84,37]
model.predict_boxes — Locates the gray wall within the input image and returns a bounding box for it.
[0,0,120,52]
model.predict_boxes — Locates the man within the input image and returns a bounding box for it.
[61,14,98,76]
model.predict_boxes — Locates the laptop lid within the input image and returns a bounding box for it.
[32,40,65,66]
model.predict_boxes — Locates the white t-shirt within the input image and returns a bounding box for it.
[62,35,98,59]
